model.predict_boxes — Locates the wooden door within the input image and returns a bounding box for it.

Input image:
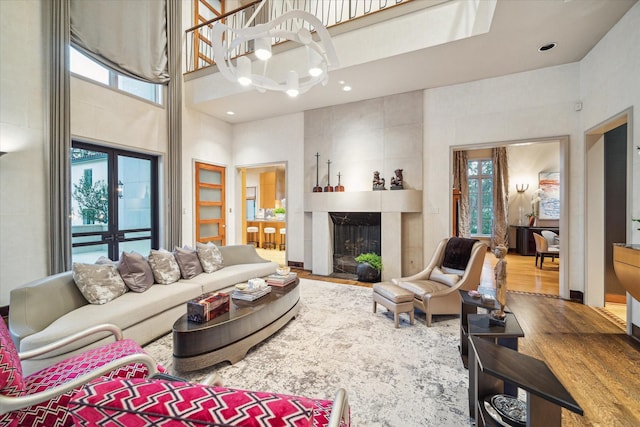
[195,162,226,245]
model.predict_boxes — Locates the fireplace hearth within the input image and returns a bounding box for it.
[329,212,381,277]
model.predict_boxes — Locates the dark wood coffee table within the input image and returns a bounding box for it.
[172,278,300,372]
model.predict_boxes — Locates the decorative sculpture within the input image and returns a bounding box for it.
[313,153,322,192]
[490,245,508,325]
[324,159,334,192]
[335,172,344,192]
[372,171,386,191]
[390,169,404,190]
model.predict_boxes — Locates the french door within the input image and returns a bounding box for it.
[71,142,159,262]
[195,162,226,245]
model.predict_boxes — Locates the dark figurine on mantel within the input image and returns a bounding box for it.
[372,171,386,190]
[390,169,404,190]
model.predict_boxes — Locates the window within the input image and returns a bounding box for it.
[69,46,163,105]
[468,159,493,236]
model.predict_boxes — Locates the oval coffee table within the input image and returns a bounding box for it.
[172,279,300,372]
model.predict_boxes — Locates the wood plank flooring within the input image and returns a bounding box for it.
[293,250,640,426]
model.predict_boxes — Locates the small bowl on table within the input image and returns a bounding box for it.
[276,266,291,276]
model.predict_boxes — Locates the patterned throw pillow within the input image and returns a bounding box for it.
[174,246,204,279]
[196,242,224,273]
[72,263,127,305]
[118,251,154,292]
[147,249,181,285]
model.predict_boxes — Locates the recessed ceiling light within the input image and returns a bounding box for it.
[342,85,352,92]
[226,111,235,116]
[538,42,557,52]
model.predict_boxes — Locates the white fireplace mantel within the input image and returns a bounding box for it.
[304,190,422,280]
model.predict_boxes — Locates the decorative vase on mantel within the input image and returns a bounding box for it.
[528,215,536,227]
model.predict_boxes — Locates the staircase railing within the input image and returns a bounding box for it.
[185,0,411,74]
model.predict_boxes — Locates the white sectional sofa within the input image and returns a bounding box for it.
[9,245,277,374]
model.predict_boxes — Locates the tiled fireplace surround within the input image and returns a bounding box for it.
[304,190,422,281]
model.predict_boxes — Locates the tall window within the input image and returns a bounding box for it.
[69,46,163,105]
[468,159,493,236]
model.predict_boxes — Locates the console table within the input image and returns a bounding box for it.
[469,336,583,426]
[512,226,559,256]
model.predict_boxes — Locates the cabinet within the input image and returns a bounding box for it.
[469,336,583,426]
[513,226,559,256]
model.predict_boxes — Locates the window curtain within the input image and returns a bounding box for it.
[70,0,169,83]
[166,0,182,248]
[453,150,470,238]
[492,147,509,249]
[48,0,72,274]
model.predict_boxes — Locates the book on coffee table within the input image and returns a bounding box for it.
[232,286,272,301]
[266,272,297,287]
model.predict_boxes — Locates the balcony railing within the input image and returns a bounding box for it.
[185,0,411,74]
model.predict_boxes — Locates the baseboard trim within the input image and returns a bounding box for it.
[569,290,584,303]
[632,323,640,342]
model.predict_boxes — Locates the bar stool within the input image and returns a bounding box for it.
[279,228,286,251]
[247,226,259,247]
[263,227,276,249]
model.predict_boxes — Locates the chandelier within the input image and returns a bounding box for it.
[211,0,339,97]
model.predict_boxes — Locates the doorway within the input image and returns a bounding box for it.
[71,142,159,263]
[240,164,287,266]
[585,109,632,328]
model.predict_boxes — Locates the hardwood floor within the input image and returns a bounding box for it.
[294,250,640,426]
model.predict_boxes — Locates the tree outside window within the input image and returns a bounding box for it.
[468,159,493,236]
[73,177,109,224]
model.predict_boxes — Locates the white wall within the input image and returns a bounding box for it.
[423,63,581,289]
[0,0,48,306]
[579,2,640,323]
[232,113,305,263]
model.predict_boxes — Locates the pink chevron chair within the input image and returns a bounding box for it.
[70,376,350,427]
[0,319,161,426]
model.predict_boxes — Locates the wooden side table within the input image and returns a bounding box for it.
[458,290,501,367]
[469,336,583,426]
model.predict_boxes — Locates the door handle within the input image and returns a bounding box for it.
[103,235,115,242]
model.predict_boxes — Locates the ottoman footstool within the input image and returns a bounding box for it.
[373,281,415,328]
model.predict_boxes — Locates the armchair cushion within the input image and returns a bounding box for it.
[397,280,450,300]
[70,377,324,427]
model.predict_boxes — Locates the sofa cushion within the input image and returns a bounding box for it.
[397,279,450,300]
[70,378,315,427]
[72,263,127,305]
[118,251,154,292]
[218,244,270,266]
[196,242,224,273]
[185,262,280,295]
[174,246,204,279]
[148,249,181,285]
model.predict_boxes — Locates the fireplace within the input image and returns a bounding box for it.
[329,212,381,277]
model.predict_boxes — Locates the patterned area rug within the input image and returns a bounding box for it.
[143,278,471,426]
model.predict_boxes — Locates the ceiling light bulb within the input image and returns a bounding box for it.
[307,47,323,77]
[255,37,272,61]
[286,70,299,97]
[342,85,352,92]
[236,56,252,86]
[309,67,323,77]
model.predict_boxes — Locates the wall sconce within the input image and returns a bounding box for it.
[117,180,124,199]
[515,183,529,193]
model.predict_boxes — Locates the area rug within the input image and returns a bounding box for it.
[143,278,471,426]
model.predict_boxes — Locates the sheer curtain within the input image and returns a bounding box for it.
[453,150,470,238]
[492,147,509,249]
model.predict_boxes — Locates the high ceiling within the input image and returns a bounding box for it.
[186,0,637,124]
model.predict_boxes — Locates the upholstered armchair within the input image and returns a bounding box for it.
[0,320,160,426]
[69,376,350,427]
[392,237,488,326]
[533,232,559,269]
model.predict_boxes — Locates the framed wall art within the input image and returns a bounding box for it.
[538,172,560,220]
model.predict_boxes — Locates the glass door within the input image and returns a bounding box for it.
[195,162,226,245]
[71,143,158,262]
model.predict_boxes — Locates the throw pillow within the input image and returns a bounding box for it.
[174,246,204,279]
[94,256,117,266]
[429,266,461,287]
[442,237,478,271]
[118,251,154,292]
[196,242,224,273]
[148,249,181,285]
[72,263,127,305]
